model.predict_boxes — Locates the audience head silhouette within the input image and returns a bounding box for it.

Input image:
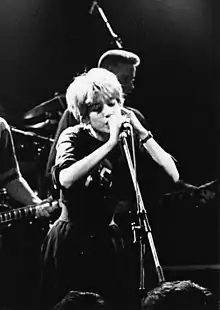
[54,290,111,310]
[142,280,213,310]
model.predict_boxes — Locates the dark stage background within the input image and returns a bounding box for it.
[0,0,219,306]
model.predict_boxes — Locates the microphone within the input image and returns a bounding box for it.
[89,1,97,14]
[119,121,132,139]
[121,121,132,131]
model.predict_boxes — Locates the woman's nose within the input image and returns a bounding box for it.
[103,105,113,118]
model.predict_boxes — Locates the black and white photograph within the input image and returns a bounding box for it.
[0,0,219,309]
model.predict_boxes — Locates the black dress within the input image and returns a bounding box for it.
[40,124,141,310]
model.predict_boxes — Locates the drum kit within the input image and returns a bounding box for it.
[10,94,66,199]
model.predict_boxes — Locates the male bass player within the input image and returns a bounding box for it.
[0,117,52,309]
[0,117,42,205]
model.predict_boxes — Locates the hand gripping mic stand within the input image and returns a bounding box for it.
[119,129,165,293]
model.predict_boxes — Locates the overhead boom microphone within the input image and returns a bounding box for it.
[89,1,97,14]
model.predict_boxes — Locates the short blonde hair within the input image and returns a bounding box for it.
[66,68,124,123]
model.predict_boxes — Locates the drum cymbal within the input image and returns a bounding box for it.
[25,119,58,130]
[11,126,54,143]
[24,95,65,120]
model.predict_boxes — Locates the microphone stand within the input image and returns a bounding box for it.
[119,132,165,293]
[90,1,123,49]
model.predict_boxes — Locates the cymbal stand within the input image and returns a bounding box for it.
[90,1,123,49]
[120,132,165,292]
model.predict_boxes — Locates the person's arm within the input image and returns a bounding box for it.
[5,176,41,205]
[0,118,51,217]
[6,178,54,217]
[121,107,180,183]
[0,118,40,204]
[58,109,122,189]
[59,139,116,189]
[139,130,180,183]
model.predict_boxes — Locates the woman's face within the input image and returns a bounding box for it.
[88,97,121,135]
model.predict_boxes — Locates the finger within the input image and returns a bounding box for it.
[121,106,129,112]
[120,107,130,116]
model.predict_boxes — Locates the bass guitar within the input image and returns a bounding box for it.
[0,200,59,226]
